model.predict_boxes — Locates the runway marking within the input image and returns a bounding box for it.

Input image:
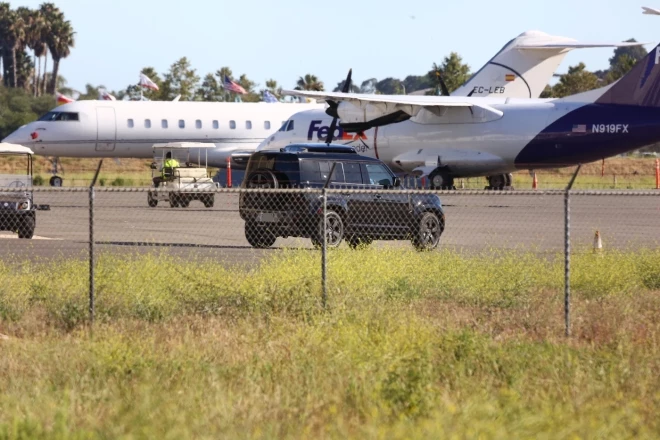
[0,233,61,241]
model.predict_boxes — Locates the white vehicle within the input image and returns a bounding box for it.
[0,143,36,239]
[147,143,218,209]
[2,31,644,186]
[279,44,660,190]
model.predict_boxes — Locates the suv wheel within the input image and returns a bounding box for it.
[313,211,344,248]
[17,215,35,239]
[347,236,373,249]
[412,212,443,251]
[245,221,277,248]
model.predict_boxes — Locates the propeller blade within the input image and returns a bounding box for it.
[325,69,353,144]
[436,70,450,96]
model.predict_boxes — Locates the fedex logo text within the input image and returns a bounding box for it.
[307,120,368,142]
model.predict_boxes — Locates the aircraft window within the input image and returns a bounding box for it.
[229,120,236,129]
[196,120,202,129]
[278,121,288,132]
[37,111,79,121]
[162,119,168,129]
[179,120,185,129]
[212,120,219,129]
[246,120,252,129]
[287,120,294,131]
[127,119,134,128]
[264,121,271,130]
[144,119,151,128]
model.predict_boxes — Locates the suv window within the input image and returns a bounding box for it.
[363,163,393,187]
[344,162,363,184]
[300,160,345,183]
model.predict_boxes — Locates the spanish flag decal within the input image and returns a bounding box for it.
[505,74,516,82]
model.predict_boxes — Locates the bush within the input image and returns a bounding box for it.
[32,175,45,186]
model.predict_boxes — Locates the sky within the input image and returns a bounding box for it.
[11,0,660,94]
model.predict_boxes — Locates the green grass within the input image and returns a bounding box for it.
[1,249,660,438]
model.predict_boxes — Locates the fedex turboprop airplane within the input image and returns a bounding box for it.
[274,44,660,190]
[2,31,643,186]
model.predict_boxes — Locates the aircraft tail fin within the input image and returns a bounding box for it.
[595,44,660,106]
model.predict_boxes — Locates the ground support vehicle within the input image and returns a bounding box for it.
[147,143,218,208]
[0,143,38,239]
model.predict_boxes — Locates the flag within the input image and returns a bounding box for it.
[99,90,116,101]
[139,73,159,91]
[572,124,587,133]
[263,90,278,103]
[505,74,516,82]
[223,75,247,94]
[56,92,74,104]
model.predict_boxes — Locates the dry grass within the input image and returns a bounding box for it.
[0,249,659,438]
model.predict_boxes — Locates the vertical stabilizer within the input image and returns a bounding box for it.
[596,44,660,106]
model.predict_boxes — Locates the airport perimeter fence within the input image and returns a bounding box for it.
[1,186,659,335]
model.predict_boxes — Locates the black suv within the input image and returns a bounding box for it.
[239,144,445,251]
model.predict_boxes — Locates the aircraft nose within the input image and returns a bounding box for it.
[3,126,35,144]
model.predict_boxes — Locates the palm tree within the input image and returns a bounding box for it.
[39,3,61,95]
[0,4,27,88]
[19,7,46,95]
[45,18,74,94]
[295,74,324,91]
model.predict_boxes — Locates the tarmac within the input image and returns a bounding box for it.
[1,191,659,263]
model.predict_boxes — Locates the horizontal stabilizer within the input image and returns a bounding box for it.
[643,6,660,15]
[517,41,649,50]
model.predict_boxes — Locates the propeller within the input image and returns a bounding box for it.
[435,69,450,96]
[325,68,353,145]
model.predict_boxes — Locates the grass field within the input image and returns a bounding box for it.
[1,248,659,438]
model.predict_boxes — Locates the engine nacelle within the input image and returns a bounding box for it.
[336,102,411,132]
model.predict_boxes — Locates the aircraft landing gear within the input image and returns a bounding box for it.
[49,157,64,187]
[485,173,514,190]
[428,168,455,190]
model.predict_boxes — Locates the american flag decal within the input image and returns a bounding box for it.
[572,124,587,133]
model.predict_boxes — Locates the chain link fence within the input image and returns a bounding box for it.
[1,186,659,332]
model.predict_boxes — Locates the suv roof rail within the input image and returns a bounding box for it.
[280,144,357,154]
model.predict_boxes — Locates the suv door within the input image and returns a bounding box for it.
[361,162,410,238]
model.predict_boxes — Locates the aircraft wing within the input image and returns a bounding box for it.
[281,90,504,119]
[643,6,660,15]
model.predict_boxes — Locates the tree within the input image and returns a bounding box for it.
[403,74,432,94]
[236,74,260,102]
[333,78,359,93]
[160,57,199,101]
[552,63,600,98]
[0,3,27,88]
[375,77,403,94]
[196,73,222,101]
[360,78,377,94]
[41,3,74,95]
[429,53,470,93]
[609,39,647,67]
[295,74,324,91]
[604,54,636,84]
[265,79,279,95]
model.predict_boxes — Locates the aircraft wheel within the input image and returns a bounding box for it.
[429,169,454,190]
[49,176,63,187]
[487,174,511,190]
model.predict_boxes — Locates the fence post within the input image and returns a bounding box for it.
[321,187,328,309]
[226,157,232,188]
[89,160,103,326]
[655,159,659,189]
[564,165,581,337]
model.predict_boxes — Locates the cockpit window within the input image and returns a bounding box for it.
[287,120,294,131]
[37,111,79,121]
[278,121,288,132]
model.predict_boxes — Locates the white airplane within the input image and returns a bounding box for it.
[273,44,660,190]
[2,31,644,186]
[643,6,660,15]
